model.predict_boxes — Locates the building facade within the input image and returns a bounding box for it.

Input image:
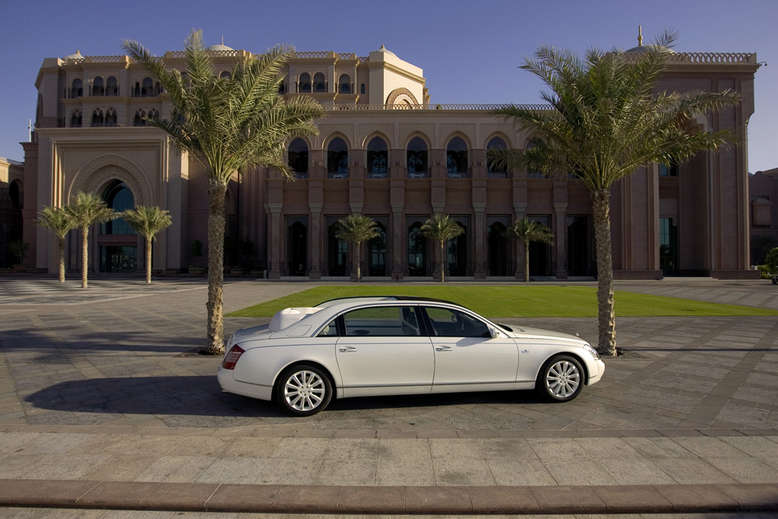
[750,167,778,264]
[13,42,760,279]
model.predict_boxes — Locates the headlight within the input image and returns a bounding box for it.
[583,343,599,360]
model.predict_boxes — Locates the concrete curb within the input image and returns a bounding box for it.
[0,480,776,514]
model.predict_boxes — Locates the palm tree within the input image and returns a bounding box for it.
[66,192,116,288]
[495,32,738,356]
[335,214,379,281]
[122,206,173,284]
[513,217,553,282]
[37,206,75,282]
[421,214,464,283]
[124,30,323,354]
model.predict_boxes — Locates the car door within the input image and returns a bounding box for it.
[424,306,519,389]
[335,305,434,397]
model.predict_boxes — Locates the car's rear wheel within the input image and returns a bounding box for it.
[275,364,332,416]
[537,355,583,402]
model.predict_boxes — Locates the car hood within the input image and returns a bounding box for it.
[512,326,588,344]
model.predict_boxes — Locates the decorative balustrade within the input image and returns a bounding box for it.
[322,103,552,112]
[672,52,757,64]
[292,51,334,59]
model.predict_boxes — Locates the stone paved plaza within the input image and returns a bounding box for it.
[0,277,777,516]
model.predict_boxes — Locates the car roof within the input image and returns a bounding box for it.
[316,295,459,307]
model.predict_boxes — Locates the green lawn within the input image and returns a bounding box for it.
[227,285,778,318]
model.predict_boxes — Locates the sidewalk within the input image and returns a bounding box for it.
[1,428,777,513]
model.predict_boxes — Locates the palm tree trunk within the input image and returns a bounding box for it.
[58,237,65,283]
[592,189,616,356]
[81,226,89,289]
[355,243,361,282]
[524,241,530,282]
[206,181,227,355]
[145,236,152,284]
[440,240,445,283]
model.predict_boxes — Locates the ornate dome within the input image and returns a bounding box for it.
[208,37,233,51]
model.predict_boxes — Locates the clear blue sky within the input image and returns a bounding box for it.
[0,0,775,171]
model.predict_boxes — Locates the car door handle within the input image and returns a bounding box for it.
[339,346,357,352]
[435,345,452,352]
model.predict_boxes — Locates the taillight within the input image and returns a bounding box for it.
[222,345,245,370]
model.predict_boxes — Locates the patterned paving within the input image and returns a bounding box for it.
[0,280,776,434]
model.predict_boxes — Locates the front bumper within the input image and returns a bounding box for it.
[588,359,606,385]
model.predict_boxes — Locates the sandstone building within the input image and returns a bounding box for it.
[7,40,761,278]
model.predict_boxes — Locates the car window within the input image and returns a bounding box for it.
[318,319,339,337]
[342,306,422,337]
[425,307,491,338]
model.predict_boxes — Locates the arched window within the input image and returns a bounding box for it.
[327,137,349,178]
[327,222,348,276]
[148,109,159,120]
[102,180,135,235]
[298,73,311,93]
[92,76,104,96]
[313,72,326,92]
[366,136,388,178]
[278,81,286,94]
[71,78,82,98]
[488,221,509,275]
[446,137,468,178]
[360,83,366,95]
[70,110,82,127]
[106,76,118,96]
[133,109,146,126]
[133,82,140,97]
[446,218,468,276]
[659,161,679,177]
[368,222,387,276]
[406,137,428,178]
[91,109,104,127]
[9,180,22,210]
[407,222,426,276]
[338,74,351,94]
[219,70,231,79]
[141,77,153,97]
[288,138,309,178]
[487,137,508,178]
[526,138,545,178]
[105,108,117,126]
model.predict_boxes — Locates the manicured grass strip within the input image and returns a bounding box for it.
[227,285,778,318]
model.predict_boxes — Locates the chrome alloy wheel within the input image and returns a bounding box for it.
[284,370,326,412]
[545,360,581,399]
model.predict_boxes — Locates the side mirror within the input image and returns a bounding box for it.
[488,326,500,339]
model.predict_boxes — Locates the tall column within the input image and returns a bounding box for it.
[390,147,405,280]
[554,203,568,279]
[267,204,282,279]
[309,207,321,279]
[473,205,486,279]
[513,162,528,280]
[513,206,526,279]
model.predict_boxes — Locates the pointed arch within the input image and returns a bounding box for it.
[68,154,154,207]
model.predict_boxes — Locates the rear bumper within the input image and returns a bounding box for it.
[217,367,273,401]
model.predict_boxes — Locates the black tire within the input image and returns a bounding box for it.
[274,363,333,416]
[536,354,584,402]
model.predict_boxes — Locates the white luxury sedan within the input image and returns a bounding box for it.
[218,296,605,416]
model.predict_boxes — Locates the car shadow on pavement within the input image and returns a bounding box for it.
[24,376,286,418]
[25,375,556,419]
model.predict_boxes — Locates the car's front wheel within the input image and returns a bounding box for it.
[275,364,333,416]
[538,355,584,402]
